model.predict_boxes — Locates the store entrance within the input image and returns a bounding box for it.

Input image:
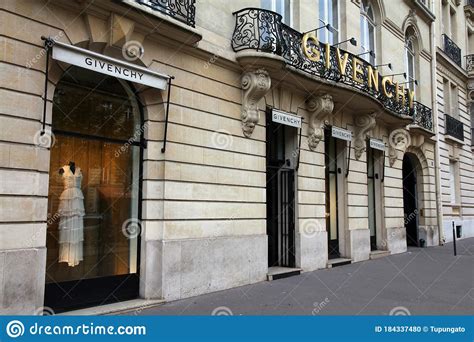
[367,145,383,251]
[266,109,297,268]
[403,153,420,247]
[44,67,142,312]
[325,129,348,259]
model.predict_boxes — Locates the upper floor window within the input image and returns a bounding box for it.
[443,78,459,118]
[319,0,339,44]
[262,0,291,25]
[404,35,416,93]
[360,0,376,64]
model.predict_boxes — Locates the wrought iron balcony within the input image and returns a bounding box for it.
[445,114,464,141]
[231,8,425,119]
[136,0,196,27]
[466,54,474,72]
[412,101,433,131]
[442,34,462,67]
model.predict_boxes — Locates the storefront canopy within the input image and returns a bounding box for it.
[49,39,170,90]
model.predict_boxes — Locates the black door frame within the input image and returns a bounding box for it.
[325,129,341,259]
[402,153,420,247]
[266,107,296,268]
[44,73,143,313]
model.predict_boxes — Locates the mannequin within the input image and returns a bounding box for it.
[57,161,84,267]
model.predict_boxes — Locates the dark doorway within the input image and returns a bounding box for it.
[266,108,296,268]
[325,130,343,259]
[367,145,383,251]
[403,154,419,247]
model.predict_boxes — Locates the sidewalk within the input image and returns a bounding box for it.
[126,238,474,316]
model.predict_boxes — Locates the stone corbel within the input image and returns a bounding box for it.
[388,128,411,166]
[240,69,271,138]
[306,93,334,151]
[354,113,376,160]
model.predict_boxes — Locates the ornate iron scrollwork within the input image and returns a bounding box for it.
[137,0,196,27]
[442,34,462,67]
[412,101,434,132]
[231,8,431,125]
[445,114,464,141]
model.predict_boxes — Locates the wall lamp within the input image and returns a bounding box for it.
[302,23,337,35]
[332,37,357,47]
[357,50,375,58]
[374,63,392,70]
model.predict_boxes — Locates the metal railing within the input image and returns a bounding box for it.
[231,8,434,125]
[442,34,462,67]
[412,101,434,131]
[445,114,464,141]
[136,0,196,27]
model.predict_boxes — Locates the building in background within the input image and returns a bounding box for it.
[435,0,474,242]
[0,0,470,315]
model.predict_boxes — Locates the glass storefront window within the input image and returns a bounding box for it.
[46,67,141,285]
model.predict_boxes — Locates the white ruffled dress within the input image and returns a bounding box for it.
[58,165,85,267]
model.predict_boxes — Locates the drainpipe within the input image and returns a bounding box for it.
[430,0,445,245]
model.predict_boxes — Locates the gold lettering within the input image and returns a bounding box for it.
[302,33,320,62]
[336,48,349,75]
[408,90,416,109]
[325,43,331,69]
[395,83,405,105]
[382,76,393,98]
[352,57,364,84]
[367,66,379,91]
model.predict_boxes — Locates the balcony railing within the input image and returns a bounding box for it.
[445,114,464,141]
[412,101,433,131]
[442,34,462,67]
[231,8,435,123]
[136,0,196,27]
[466,54,474,72]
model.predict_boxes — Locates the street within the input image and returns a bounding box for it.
[128,238,474,316]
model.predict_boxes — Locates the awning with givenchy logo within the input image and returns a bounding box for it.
[50,40,169,90]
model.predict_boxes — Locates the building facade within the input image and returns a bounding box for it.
[435,0,474,242]
[0,0,469,314]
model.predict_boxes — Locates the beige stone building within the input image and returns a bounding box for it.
[434,0,474,242]
[0,0,466,315]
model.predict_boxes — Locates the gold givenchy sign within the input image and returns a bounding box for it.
[302,33,415,109]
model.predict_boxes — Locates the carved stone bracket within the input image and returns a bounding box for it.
[306,93,334,151]
[354,113,376,160]
[388,128,411,166]
[240,69,271,138]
